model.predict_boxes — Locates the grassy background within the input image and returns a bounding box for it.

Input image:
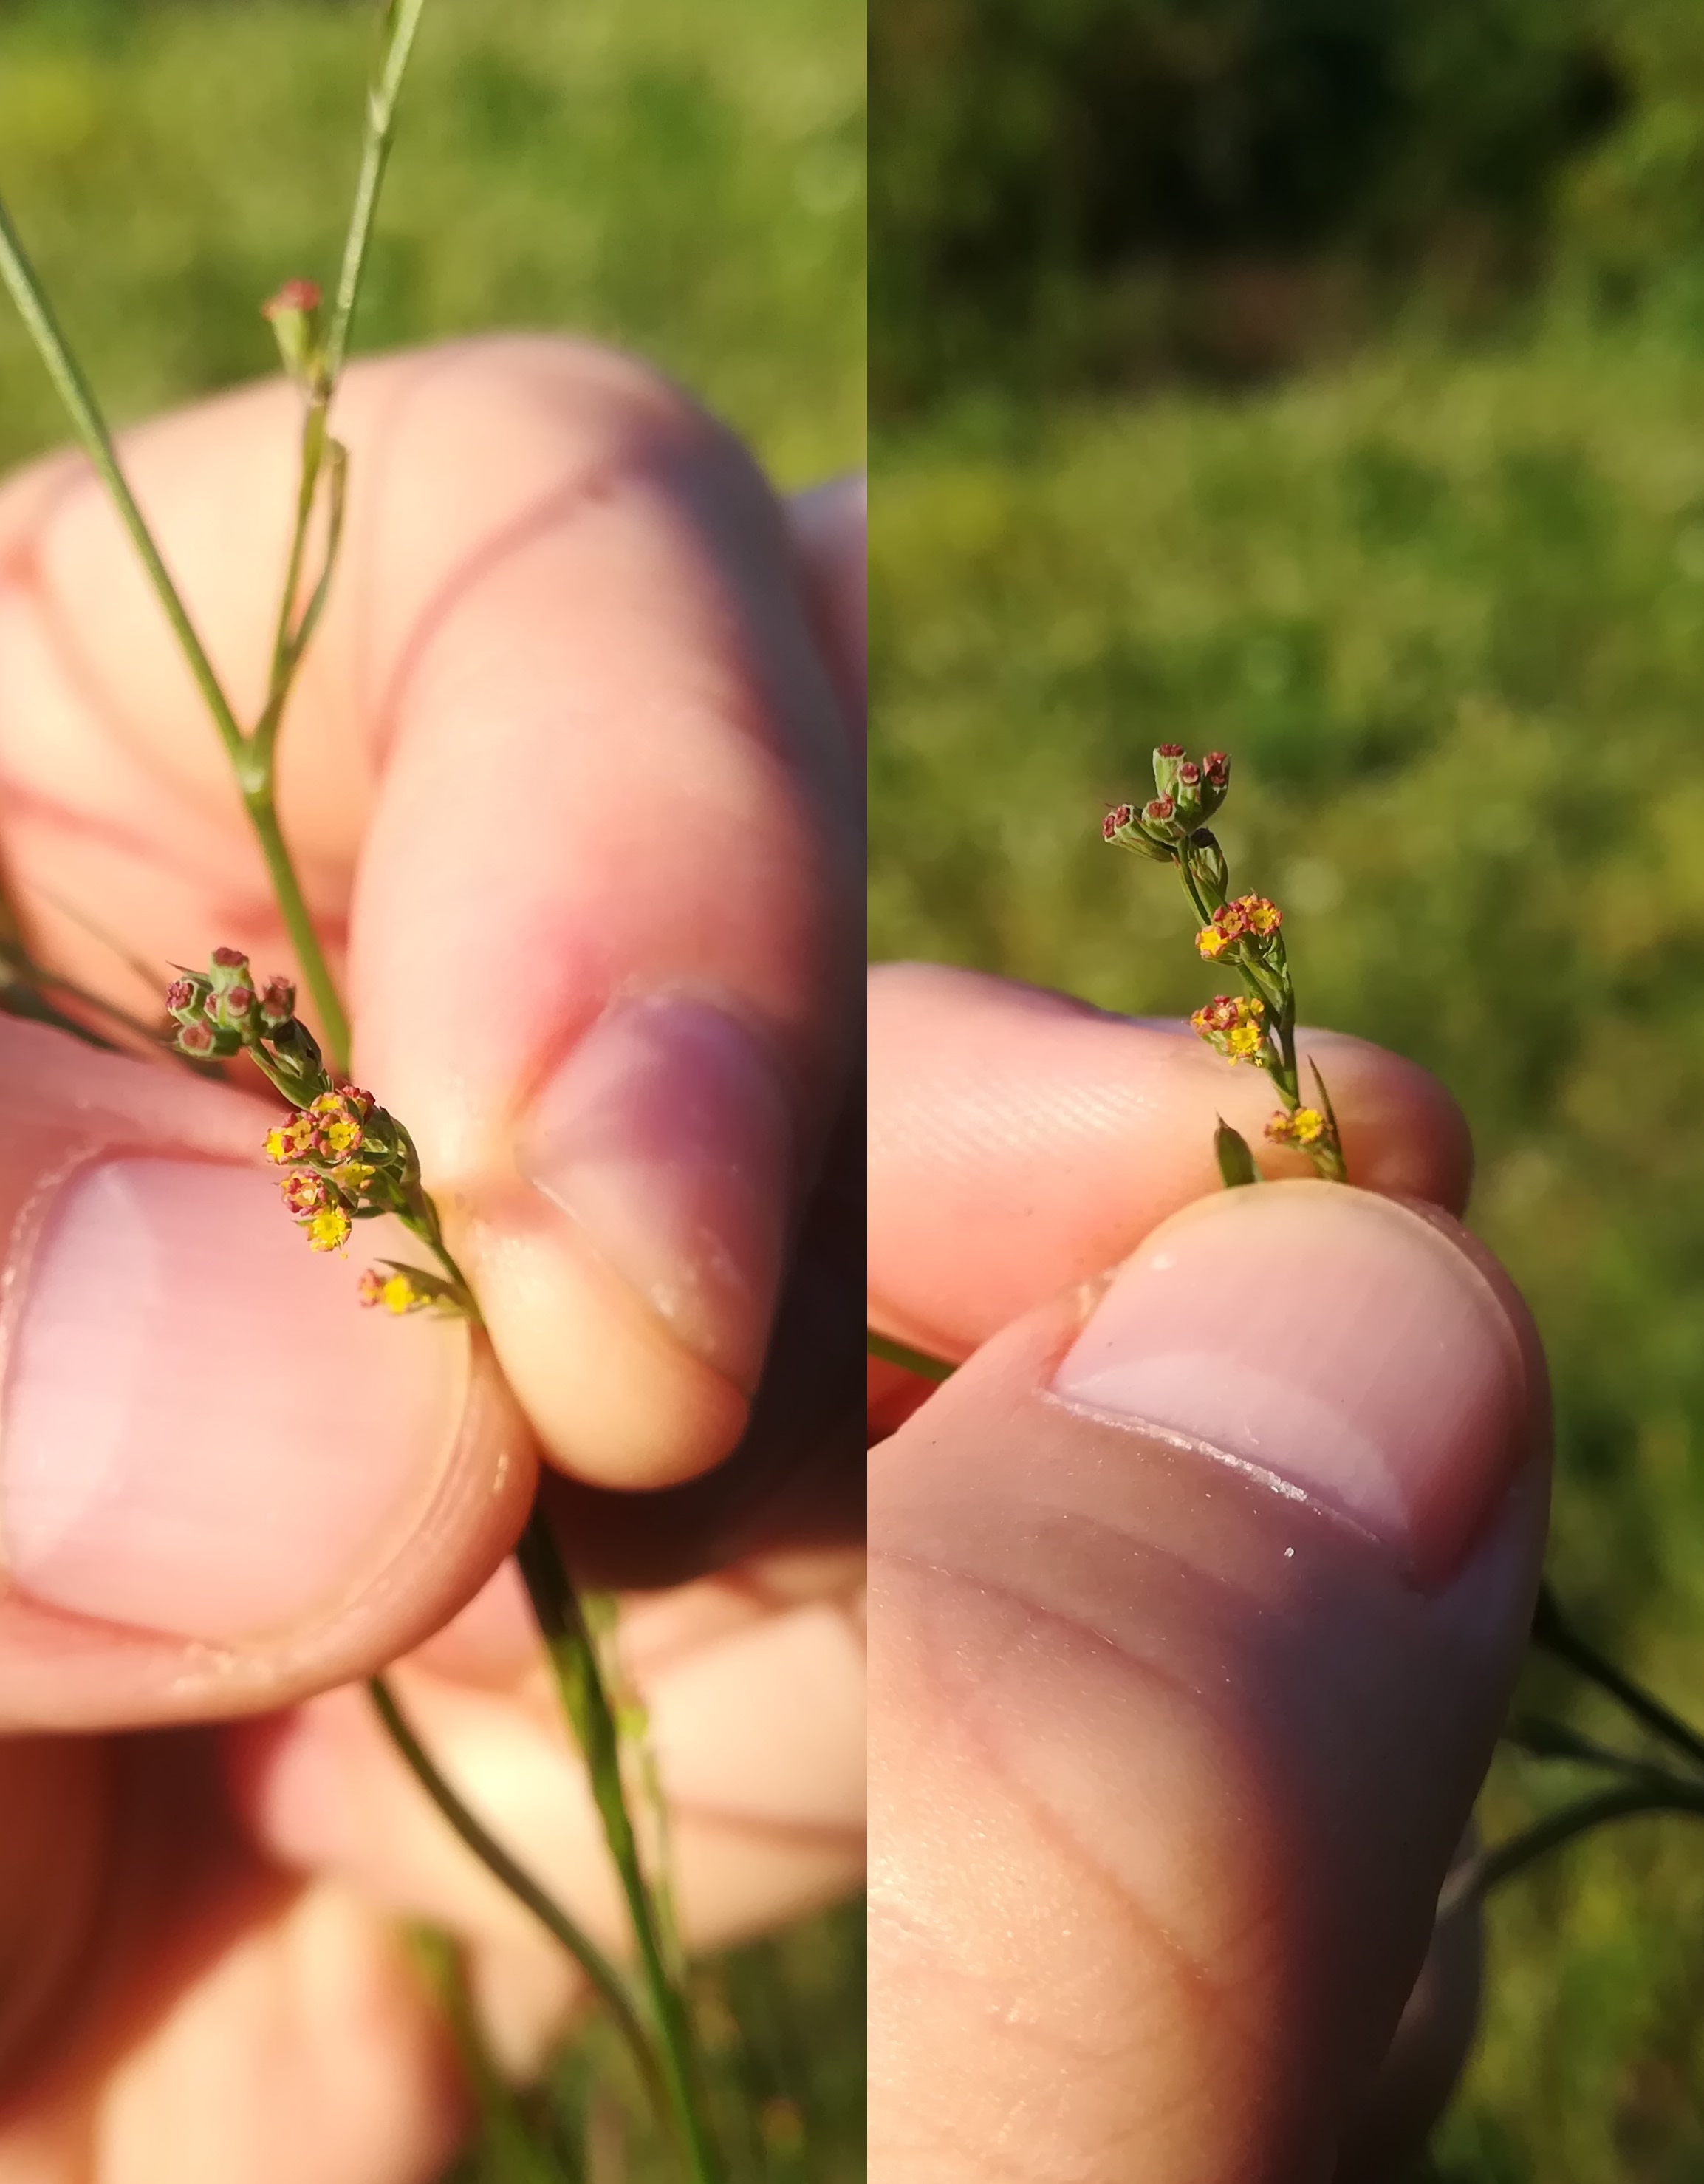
[0,1,863,2179]
[873,3,1704,2177]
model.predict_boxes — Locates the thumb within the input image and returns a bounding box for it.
[870,1180,1548,2183]
[0,1020,534,1731]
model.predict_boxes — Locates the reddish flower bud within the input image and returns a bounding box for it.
[1103,802,1134,842]
[179,1020,216,1055]
[261,277,322,319]
[1177,761,1200,786]
[259,975,296,1026]
[165,977,199,1015]
[1144,796,1175,825]
[211,946,248,971]
[1157,743,1185,759]
[225,985,254,1020]
[1204,751,1230,787]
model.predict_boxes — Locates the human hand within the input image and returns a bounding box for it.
[0,340,865,2181]
[869,963,1547,2182]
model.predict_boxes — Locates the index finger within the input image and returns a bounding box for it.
[869,960,1474,1360]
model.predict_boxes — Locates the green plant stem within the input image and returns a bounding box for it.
[1505,1714,1680,1778]
[326,0,427,386]
[867,1328,954,1381]
[514,1506,725,2184]
[1533,1582,1704,1778]
[369,1675,664,2115]
[0,192,247,768]
[243,785,352,1072]
[408,1923,572,2184]
[1442,1780,1704,1918]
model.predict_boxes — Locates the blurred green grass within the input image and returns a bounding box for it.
[872,318,1704,2175]
[0,0,863,486]
[0,1,863,2179]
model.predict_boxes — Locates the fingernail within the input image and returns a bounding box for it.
[519,994,793,1392]
[1050,1182,1533,1583]
[1,1159,468,1643]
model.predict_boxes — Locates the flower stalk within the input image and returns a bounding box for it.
[1104,745,1346,1182]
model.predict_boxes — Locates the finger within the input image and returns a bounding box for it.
[0,339,862,1494]
[343,341,861,1487]
[869,960,1473,1357]
[0,1020,535,1731]
[0,1738,107,2089]
[1335,1894,1482,2182]
[787,474,866,735]
[870,1181,1547,2182]
[230,1568,867,1982]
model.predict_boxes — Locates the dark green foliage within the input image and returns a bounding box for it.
[872,0,1623,411]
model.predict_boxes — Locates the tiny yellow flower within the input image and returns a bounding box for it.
[1225,1023,1266,1062]
[264,1110,317,1164]
[1266,1105,1327,1147]
[305,1205,352,1253]
[1191,992,1269,1065]
[308,1089,369,1163]
[280,1170,331,1218]
[1195,924,1231,961]
[359,1266,425,1313]
[1236,893,1282,938]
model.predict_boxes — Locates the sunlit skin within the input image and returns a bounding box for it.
[869,964,1544,2183]
[0,341,864,2183]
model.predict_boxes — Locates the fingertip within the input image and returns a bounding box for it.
[461,1187,750,1489]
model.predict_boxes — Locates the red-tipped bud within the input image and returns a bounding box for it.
[1177,760,1200,786]
[179,1020,216,1056]
[259,975,296,1027]
[1157,743,1185,759]
[1144,796,1175,825]
[1204,751,1230,787]
[261,279,325,388]
[1103,802,1134,842]
[211,946,249,971]
[165,977,199,1016]
[225,985,254,1020]
[261,277,321,320]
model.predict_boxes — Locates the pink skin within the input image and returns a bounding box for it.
[869,965,1549,2183]
[0,346,865,2183]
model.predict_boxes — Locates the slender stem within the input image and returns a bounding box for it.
[260,403,331,736]
[867,1329,954,1382]
[1505,1713,1695,1781]
[326,0,428,386]
[1442,1780,1704,1919]
[367,1675,664,2113]
[513,1508,725,2184]
[0,191,247,765]
[408,1924,574,2184]
[1532,1582,1704,1779]
[242,787,352,1073]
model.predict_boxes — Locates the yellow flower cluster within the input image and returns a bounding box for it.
[1190,992,1267,1063]
[264,1088,379,1256]
[358,1267,429,1314]
[1195,893,1284,963]
[1265,1106,1328,1148]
